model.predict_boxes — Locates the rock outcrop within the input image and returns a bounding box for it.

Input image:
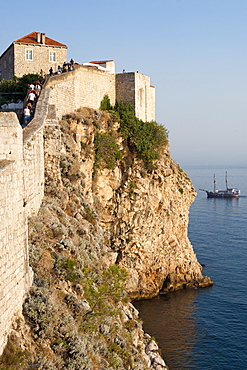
[49,108,212,300]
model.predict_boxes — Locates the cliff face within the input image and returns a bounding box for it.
[51,108,212,300]
[94,150,212,299]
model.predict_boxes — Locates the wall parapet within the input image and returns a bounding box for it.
[0,85,51,355]
[0,113,33,356]
[45,64,116,119]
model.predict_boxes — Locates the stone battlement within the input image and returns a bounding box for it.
[45,63,155,122]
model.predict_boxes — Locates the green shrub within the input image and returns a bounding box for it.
[94,132,122,171]
[114,101,169,169]
[0,338,28,370]
[0,73,40,103]
[54,255,79,283]
[99,94,112,111]
[84,206,97,225]
[82,264,128,331]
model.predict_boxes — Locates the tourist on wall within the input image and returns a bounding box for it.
[62,62,68,73]
[28,83,35,92]
[35,82,42,96]
[49,67,53,76]
[30,102,36,119]
[27,90,36,105]
[39,69,45,79]
[23,105,31,126]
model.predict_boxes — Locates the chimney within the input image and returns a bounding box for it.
[41,33,46,44]
[36,32,41,43]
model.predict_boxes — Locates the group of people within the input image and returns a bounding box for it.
[23,81,43,127]
[22,59,75,127]
[49,59,75,76]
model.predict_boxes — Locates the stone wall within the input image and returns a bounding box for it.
[14,43,67,77]
[0,113,32,355]
[0,86,50,355]
[46,64,116,118]
[0,45,14,80]
[0,43,67,80]
[116,72,135,106]
[116,72,155,122]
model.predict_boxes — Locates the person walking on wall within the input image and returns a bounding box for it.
[49,67,53,76]
[23,105,31,127]
[27,90,36,105]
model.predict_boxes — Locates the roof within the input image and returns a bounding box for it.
[14,32,67,48]
[90,60,114,64]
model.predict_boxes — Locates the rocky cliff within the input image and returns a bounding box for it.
[0,107,212,369]
[50,108,212,300]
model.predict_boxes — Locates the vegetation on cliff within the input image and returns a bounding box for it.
[99,95,169,170]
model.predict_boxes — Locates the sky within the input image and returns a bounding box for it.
[0,0,246,167]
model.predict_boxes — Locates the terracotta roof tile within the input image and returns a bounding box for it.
[14,32,67,48]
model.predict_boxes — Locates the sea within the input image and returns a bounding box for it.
[134,166,247,370]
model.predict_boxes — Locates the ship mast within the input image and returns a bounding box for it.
[225,171,228,190]
[213,174,216,192]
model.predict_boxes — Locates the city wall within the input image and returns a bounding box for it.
[0,87,49,355]
[46,64,116,118]
[116,72,155,122]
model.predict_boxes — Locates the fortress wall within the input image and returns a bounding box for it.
[135,73,155,122]
[148,86,156,122]
[75,66,115,110]
[0,113,33,356]
[116,72,155,122]
[116,72,135,106]
[23,128,44,216]
[0,87,50,355]
[22,87,50,216]
[46,65,115,118]
[45,70,77,119]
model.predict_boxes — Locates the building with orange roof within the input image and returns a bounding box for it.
[0,33,155,121]
[0,32,67,80]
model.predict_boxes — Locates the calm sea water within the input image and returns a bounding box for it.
[134,166,247,370]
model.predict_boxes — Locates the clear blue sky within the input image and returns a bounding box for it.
[1,0,246,167]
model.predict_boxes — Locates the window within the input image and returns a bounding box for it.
[25,50,33,60]
[49,52,56,62]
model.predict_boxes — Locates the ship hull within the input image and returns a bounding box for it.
[206,192,239,198]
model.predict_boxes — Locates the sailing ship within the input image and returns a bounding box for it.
[200,172,240,198]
